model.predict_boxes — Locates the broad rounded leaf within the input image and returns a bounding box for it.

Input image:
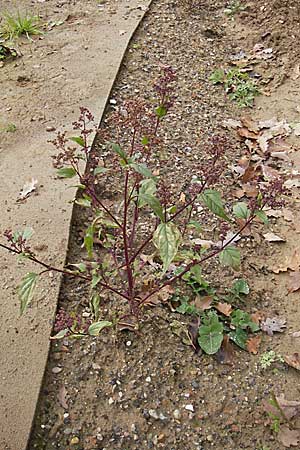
[201,189,230,222]
[219,246,240,270]
[229,328,248,349]
[153,222,181,273]
[19,272,38,315]
[233,202,250,219]
[57,167,76,178]
[233,278,249,295]
[198,312,224,354]
[88,320,113,336]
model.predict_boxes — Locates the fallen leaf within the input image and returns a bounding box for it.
[284,353,300,371]
[242,165,258,183]
[18,178,38,200]
[58,385,68,409]
[179,192,186,203]
[215,302,232,316]
[263,232,285,242]
[251,310,265,324]
[243,183,259,198]
[261,317,287,336]
[240,116,260,133]
[215,335,235,364]
[192,238,215,248]
[258,117,278,129]
[194,295,213,311]
[261,164,281,181]
[278,426,300,448]
[277,394,300,420]
[146,285,175,305]
[237,127,259,140]
[272,250,300,273]
[269,138,293,153]
[288,271,300,293]
[246,335,261,354]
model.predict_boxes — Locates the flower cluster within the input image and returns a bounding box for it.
[54,308,91,335]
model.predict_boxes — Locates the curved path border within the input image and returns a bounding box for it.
[0,1,151,449]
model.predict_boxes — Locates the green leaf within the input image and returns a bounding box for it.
[219,246,240,270]
[22,227,33,241]
[50,329,69,340]
[75,194,92,208]
[141,136,149,145]
[209,69,225,84]
[153,222,181,273]
[155,105,167,118]
[229,328,248,349]
[109,143,127,162]
[198,312,224,354]
[201,189,230,222]
[57,167,76,178]
[91,274,101,289]
[231,309,259,332]
[189,264,203,284]
[233,202,250,219]
[232,279,249,295]
[69,263,86,272]
[69,136,85,147]
[130,162,153,179]
[138,179,157,207]
[94,167,108,175]
[84,225,94,258]
[139,194,164,221]
[19,272,38,315]
[187,220,202,231]
[89,292,100,320]
[88,320,113,336]
[255,210,269,225]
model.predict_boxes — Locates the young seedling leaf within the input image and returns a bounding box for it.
[88,320,113,336]
[19,272,38,315]
[233,202,250,219]
[155,105,167,118]
[57,167,77,178]
[201,189,230,222]
[198,312,224,354]
[233,278,250,295]
[69,136,85,147]
[219,246,240,270]
[153,222,181,273]
[109,143,127,162]
[231,309,259,332]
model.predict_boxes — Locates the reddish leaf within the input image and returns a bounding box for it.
[246,335,261,354]
[215,335,235,364]
[194,295,213,311]
[240,116,260,133]
[288,272,300,293]
[237,127,259,140]
[215,302,232,316]
[242,165,258,183]
[284,353,300,371]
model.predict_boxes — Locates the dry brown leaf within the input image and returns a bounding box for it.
[288,271,300,293]
[278,426,300,448]
[179,192,186,203]
[258,117,278,129]
[223,118,242,129]
[284,353,300,371]
[263,232,285,242]
[194,295,213,311]
[243,183,259,198]
[147,285,175,305]
[58,385,68,409]
[277,394,300,420]
[246,335,261,354]
[261,164,281,181]
[18,178,38,200]
[282,209,294,222]
[269,138,293,153]
[251,310,265,324]
[272,250,300,273]
[242,165,257,183]
[215,302,232,316]
[261,317,287,336]
[237,127,259,140]
[215,335,235,364]
[265,208,283,218]
[240,115,260,133]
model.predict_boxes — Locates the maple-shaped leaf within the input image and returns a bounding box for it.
[246,335,261,354]
[278,426,300,448]
[261,317,287,336]
[215,302,232,316]
[284,353,300,371]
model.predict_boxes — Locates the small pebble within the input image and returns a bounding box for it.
[52,366,63,374]
[70,436,79,445]
[184,404,194,412]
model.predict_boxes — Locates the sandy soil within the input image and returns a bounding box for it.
[0,1,151,449]
[4,0,300,449]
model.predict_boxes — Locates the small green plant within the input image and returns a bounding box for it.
[0,42,17,60]
[4,123,17,132]
[223,278,250,304]
[224,1,247,16]
[209,68,259,107]
[0,11,42,41]
[259,351,284,370]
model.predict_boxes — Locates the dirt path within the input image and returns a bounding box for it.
[3,0,300,449]
[0,1,151,449]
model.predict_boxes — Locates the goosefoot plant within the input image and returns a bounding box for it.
[0,67,283,351]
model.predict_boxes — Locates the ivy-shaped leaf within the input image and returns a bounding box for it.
[198,312,224,354]
[219,246,240,270]
[201,189,230,222]
[19,272,38,315]
[153,222,181,273]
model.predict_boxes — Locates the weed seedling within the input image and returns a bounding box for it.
[0,42,17,60]
[259,351,284,370]
[224,1,247,16]
[209,67,259,107]
[0,11,42,41]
